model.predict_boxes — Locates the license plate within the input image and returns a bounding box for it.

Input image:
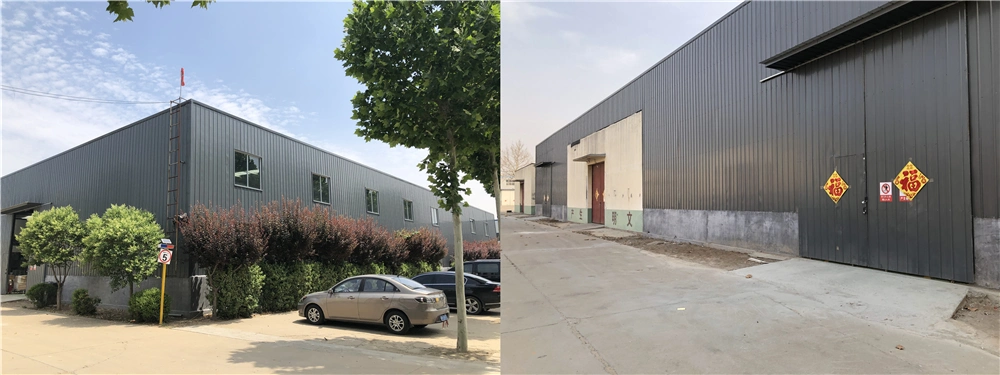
[440,314,449,322]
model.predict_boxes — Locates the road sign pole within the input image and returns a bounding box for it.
[159,261,167,325]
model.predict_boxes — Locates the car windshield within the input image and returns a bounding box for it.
[392,277,425,290]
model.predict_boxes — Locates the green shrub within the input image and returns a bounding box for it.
[26,283,58,308]
[211,264,265,319]
[129,287,170,323]
[260,262,317,313]
[71,289,101,315]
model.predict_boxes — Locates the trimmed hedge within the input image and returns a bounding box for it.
[184,201,453,319]
[259,261,438,313]
[26,283,58,308]
[129,287,170,323]
[71,288,100,315]
[210,264,265,320]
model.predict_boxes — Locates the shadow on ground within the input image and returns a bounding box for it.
[227,338,496,374]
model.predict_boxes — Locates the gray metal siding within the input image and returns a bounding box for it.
[187,101,494,256]
[535,0,995,218]
[0,105,189,277]
[968,1,1000,219]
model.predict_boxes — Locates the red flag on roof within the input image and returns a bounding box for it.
[181,68,185,86]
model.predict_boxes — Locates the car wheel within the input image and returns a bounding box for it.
[466,296,483,315]
[384,310,412,335]
[305,304,325,325]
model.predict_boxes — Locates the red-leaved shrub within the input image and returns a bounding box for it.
[397,228,448,264]
[348,217,403,268]
[462,239,501,261]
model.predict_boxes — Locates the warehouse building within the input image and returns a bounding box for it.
[1,99,496,314]
[533,1,999,287]
[511,163,536,215]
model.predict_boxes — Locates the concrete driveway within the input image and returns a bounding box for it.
[2,301,499,374]
[500,216,999,374]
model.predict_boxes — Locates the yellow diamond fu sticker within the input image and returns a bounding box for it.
[824,171,849,204]
[893,161,929,200]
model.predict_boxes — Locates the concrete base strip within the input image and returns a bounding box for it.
[174,325,499,373]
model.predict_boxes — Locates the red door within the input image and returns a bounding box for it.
[591,163,605,224]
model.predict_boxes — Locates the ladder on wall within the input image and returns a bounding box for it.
[165,97,184,271]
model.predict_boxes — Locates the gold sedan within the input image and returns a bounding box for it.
[298,274,450,335]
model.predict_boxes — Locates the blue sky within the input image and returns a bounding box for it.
[1,1,494,214]
[501,1,741,153]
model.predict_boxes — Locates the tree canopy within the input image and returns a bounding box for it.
[16,205,85,310]
[334,0,500,216]
[80,205,165,297]
[334,0,500,352]
[105,0,214,22]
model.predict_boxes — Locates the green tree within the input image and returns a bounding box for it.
[334,0,499,352]
[105,0,214,22]
[16,206,85,310]
[80,205,165,297]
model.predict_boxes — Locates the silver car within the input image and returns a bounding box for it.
[297,274,450,334]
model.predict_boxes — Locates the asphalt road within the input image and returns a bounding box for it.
[500,216,1000,374]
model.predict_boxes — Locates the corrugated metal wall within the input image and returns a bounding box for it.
[0,105,187,277]
[535,1,893,213]
[187,101,495,258]
[968,1,1000,219]
[534,0,996,220]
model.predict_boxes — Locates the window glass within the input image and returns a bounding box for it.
[366,189,379,214]
[362,278,387,292]
[392,276,424,289]
[333,278,361,293]
[432,274,452,284]
[247,156,260,189]
[403,200,414,221]
[431,208,439,226]
[235,152,248,186]
[464,263,476,273]
[312,174,330,204]
[384,283,399,292]
[471,219,476,233]
[478,263,500,273]
[484,222,489,236]
[411,275,431,284]
[234,151,261,189]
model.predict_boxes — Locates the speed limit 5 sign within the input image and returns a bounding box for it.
[157,249,173,265]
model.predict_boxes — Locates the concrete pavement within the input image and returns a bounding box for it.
[1,303,499,374]
[500,216,1000,374]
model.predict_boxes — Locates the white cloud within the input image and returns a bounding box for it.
[503,2,561,26]
[91,47,108,57]
[588,46,641,74]
[72,29,91,36]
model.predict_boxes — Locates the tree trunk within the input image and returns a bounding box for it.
[452,211,468,352]
[492,171,502,242]
[54,266,63,311]
[129,281,134,299]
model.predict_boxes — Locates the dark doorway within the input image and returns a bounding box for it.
[519,184,525,213]
[591,162,605,224]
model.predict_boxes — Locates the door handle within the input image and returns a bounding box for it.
[381,296,389,300]
[348,296,355,300]
[861,197,868,215]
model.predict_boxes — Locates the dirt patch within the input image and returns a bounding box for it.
[952,293,1000,354]
[535,218,563,227]
[590,235,782,271]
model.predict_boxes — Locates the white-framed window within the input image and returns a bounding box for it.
[471,218,476,234]
[403,200,414,221]
[365,188,379,214]
[235,151,262,190]
[484,222,489,237]
[431,208,439,226]
[312,174,331,204]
